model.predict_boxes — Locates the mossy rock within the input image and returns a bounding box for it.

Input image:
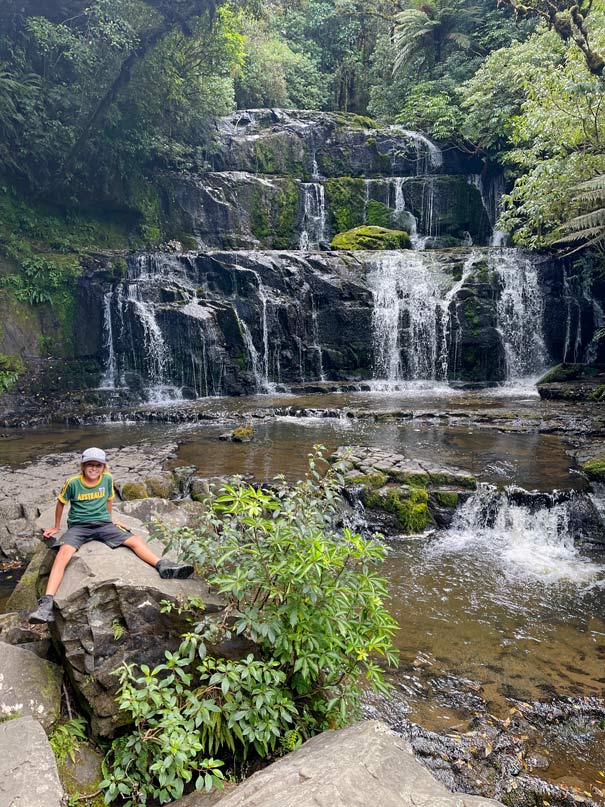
[144,474,177,499]
[121,481,148,501]
[362,485,430,533]
[352,470,389,488]
[331,226,411,251]
[434,490,459,508]
[537,363,585,384]
[582,456,605,482]
[589,384,605,401]
[56,741,105,807]
[232,425,254,443]
[5,543,54,612]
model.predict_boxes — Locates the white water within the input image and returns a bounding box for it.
[99,291,118,389]
[299,182,327,249]
[430,485,604,584]
[395,128,443,174]
[369,252,453,383]
[492,250,548,382]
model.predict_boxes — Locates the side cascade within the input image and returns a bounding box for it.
[432,484,605,583]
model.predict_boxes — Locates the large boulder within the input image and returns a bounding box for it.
[47,510,241,736]
[0,716,65,807]
[174,720,503,807]
[0,640,62,729]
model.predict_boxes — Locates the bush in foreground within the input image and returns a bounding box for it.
[101,450,398,805]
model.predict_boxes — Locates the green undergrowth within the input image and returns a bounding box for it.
[0,353,24,392]
[102,449,398,806]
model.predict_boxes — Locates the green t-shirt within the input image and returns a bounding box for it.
[58,472,114,526]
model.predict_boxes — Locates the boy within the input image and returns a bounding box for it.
[29,447,193,624]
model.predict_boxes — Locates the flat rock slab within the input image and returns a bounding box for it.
[0,640,62,729]
[202,721,503,807]
[0,716,64,807]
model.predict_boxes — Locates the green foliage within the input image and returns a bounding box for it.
[0,354,24,393]
[49,717,88,763]
[555,175,605,253]
[102,450,398,805]
[111,620,126,641]
[331,225,411,250]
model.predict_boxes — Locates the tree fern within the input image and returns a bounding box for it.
[554,175,605,252]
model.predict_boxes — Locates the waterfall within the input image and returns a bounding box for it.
[492,250,548,381]
[310,294,326,381]
[233,306,264,389]
[368,252,458,385]
[299,183,327,249]
[99,291,117,389]
[431,484,604,583]
[395,128,443,174]
[468,173,508,247]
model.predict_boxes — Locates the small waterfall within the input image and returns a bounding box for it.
[419,177,437,241]
[247,269,276,392]
[368,252,454,384]
[432,484,604,583]
[99,291,117,389]
[299,183,327,249]
[468,173,508,247]
[395,128,443,174]
[492,251,548,381]
[233,307,264,388]
[310,294,326,381]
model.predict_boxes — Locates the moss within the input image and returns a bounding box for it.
[428,470,476,489]
[273,179,299,249]
[145,474,176,499]
[363,485,430,533]
[365,199,393,228]
[251,189,271,242]
[590,384,605,401]
[537,363,585,384]
[582,456,605,482]
[331,226,411,251]
[324,178,366,233]
[232,425,254,442]
[434,491,459,508]
[350,470,389,488]
[121,481,149,501]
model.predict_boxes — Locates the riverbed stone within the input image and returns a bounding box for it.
[189,720,503,807]
[0,716,65,807]
[0,640,62,728]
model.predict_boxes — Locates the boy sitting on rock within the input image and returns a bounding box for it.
[29,447,193,623]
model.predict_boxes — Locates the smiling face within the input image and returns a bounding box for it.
[81,461,105,484]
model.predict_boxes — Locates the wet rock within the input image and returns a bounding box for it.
[56,740,105,804]
[0,716,65,807]
[120,481,149,500]
[0,640,62,729]
[333,446,475,535]
[5,542,54,614]
[198,720,502,807]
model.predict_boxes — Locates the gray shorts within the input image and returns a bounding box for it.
[51,520,134,551]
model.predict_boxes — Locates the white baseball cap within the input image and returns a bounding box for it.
[81,447,107,464]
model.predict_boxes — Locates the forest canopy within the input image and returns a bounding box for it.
[0,0,604,249]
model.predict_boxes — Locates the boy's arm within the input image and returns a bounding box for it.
[43,500,65,539]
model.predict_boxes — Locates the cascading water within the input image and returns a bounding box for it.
[369,252,467,386]
[299,183,327,249]
[432,484,604,584]
[491,250,548,382]
[468,173,508,247]
[395,128,443,174]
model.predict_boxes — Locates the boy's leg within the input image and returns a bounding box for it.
[122,534,194,579]
[122,534,160,566]
[29,544,77,623]
[46,544,78,596]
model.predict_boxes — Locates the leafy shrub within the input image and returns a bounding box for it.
[49,717,88,763]
[0,353,24,392]
[102,450,398,805]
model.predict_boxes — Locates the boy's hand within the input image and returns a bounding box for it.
[43,527,59,539]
